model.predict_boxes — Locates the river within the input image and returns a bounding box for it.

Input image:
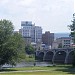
[2,62,53,68]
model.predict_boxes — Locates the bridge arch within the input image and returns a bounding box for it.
[54,51,66,64]
[44,51,54,62]
[67,51,74,64]
[38,52,44,61]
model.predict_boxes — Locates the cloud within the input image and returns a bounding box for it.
[18,0,35,6]
[0,0,74,33]
[74,0,75,12]
[0,0,35,14]
[0,0,9,5]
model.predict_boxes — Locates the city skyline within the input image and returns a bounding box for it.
[0,0,74,33]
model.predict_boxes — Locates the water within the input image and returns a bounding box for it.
[2,62,53,68]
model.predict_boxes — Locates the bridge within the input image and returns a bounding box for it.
[35,48,74,64]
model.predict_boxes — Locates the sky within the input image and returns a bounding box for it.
[0,0,74,33]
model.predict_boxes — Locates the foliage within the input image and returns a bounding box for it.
[69,13,75,67]
[0,19,25,66]
[69,14,75,43]
[25,54,35,62]
[58,43,62,48]
[25,45,35,55]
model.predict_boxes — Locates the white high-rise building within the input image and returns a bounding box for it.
[19,21,42,43]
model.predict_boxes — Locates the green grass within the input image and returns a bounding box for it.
[0,71,72,75]
[0,65,75,75]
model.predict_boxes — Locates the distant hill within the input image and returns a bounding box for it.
[54,33,70,39]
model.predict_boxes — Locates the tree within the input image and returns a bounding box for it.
[58,43,62,48]
[69,13,75,67]
[25,45,35,55]
[0,19,25,67]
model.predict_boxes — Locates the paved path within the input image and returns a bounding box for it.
[0,70,50,73]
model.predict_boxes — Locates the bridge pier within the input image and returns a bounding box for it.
[65,50,69,64]
[52,51,55,64]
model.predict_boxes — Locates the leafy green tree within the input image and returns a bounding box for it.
[25,45,35,55]
[0,19,25,67]
[58,43,62,48]
[69,13,75,67]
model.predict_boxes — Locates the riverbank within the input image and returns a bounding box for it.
[0,65,75,75]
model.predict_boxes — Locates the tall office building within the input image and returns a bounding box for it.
[42,31,54,46]
[19,21,42,44]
